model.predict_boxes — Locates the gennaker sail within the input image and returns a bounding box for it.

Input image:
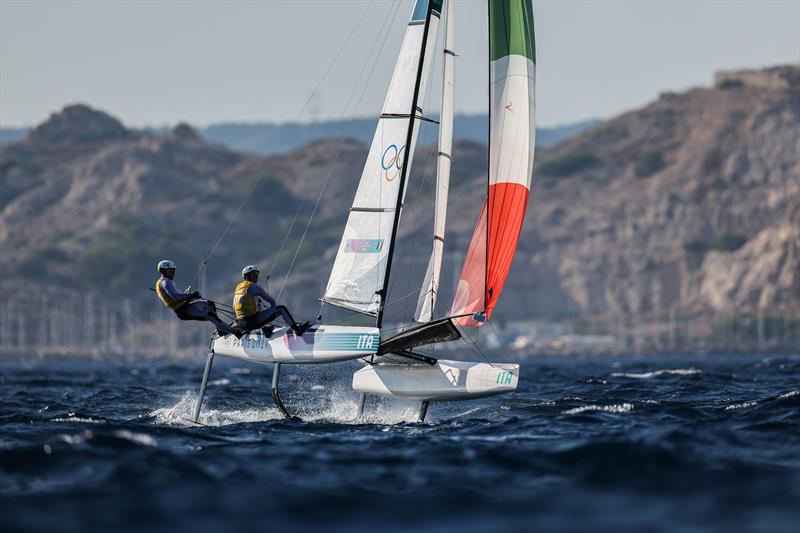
[451,0,536,327]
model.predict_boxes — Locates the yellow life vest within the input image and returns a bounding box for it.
[155,277,187,311]
[234,280,258,319]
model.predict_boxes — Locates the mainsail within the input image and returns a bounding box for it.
[414,0,455,323]
[324,0,442,316]
[451,0,536,327]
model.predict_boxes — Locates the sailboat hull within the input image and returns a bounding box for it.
[352,359,518,400]
[211,325,379,364]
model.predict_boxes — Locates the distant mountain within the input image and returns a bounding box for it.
[1,115,599,154]
[199,115,599,154]
[1,65,797,352]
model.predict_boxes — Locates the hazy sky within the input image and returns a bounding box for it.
[1,0,798,128]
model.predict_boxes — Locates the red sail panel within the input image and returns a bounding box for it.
[452,182,529,327]
[451,202,486,326]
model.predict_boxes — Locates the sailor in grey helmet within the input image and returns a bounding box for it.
[155,260,243,338]
[233,265,310,337]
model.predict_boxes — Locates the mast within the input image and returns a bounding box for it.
[323,0,442,321]
[415,0,455,323]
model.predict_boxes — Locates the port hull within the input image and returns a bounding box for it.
[352,359,519,401]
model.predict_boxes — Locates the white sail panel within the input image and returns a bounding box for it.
[415,0,454,323]
[324,3,440,315]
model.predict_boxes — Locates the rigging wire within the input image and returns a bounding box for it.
[275,0,404,302]
[187,0,376,288]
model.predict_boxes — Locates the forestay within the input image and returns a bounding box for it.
[324,0,442,315]
[452,0,536,327]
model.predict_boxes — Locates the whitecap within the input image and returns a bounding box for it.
[778,390,799,400]
[229,367,251,375]
[725,401,757,411]
[52,416,104,424]
[564,403,634,415]
[209,378,230,386]
[113,430,157,447]
[611,368,701,379]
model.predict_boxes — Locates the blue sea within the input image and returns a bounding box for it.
[1,354,798,532]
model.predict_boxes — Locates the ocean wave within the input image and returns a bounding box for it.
[563,403,634,415]
[778,390,799,400]
[611,368,701,379]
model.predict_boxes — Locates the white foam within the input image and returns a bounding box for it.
[229,367,251,375]
[113,430,157,446]
[564,403,634,415]
[778,390,799,400]
[209,378,230,386]
[150,391,283,427]
[725,401,757,411]
[611,368,701,379]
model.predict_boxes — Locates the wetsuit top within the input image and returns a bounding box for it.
[156,276,188,311]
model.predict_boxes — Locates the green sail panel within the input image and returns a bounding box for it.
[489,0,536,62]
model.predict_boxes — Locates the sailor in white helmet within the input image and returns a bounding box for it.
[233,265,310,337]
[155,260,243,338]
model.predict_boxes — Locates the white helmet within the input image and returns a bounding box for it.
[157,259,176,272]
[242,265,260,278]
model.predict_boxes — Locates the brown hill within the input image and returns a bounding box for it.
[1,66,798,350]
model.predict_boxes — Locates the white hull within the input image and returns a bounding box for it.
[212,325,379,364]
[352,359,519,401]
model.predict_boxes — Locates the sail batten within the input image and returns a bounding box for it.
[452,0,536,327]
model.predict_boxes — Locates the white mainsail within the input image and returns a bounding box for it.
[414,0,454,323]
[324,0,441,315]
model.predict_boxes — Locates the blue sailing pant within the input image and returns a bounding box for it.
[176,300,237,336]
[236,306,299,333]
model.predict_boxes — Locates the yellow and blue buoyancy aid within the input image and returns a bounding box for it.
[233,280,258,319]
[155,277,187,311]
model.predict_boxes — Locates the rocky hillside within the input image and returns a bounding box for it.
[1,65,798,331]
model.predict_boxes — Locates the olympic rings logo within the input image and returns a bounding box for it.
[381,144,406,182]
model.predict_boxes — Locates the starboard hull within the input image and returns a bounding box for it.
[352,359,519,401]
[212,325,379,364]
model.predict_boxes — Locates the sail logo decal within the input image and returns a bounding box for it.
[345,239,384,253]
[381,144,406,181]
[356,335,375,350]
[285,332,379,352]
[496,370,514,385]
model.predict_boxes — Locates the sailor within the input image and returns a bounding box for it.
[155,260,243,338]
[233,265,311,337]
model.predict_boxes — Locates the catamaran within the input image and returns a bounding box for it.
[192,0,536,423]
